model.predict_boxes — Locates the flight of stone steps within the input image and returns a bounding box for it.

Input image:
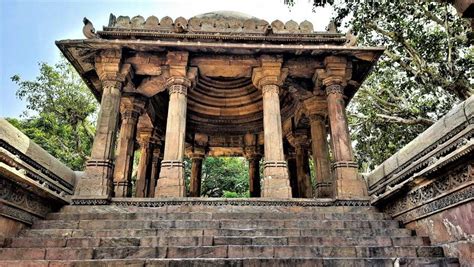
[0,203,460,266]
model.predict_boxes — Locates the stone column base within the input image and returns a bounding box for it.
[71,160,114,205]
[155,160,186,197]
[332,161,368,199]
[262,161,292,198]
[314,182,333,198]
[113,181,132,197]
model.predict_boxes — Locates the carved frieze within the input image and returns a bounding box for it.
[382,163,473,223]
[0,177,58,224]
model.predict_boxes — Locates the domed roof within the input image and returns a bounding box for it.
[193,11,258,20]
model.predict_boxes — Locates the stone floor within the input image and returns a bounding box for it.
[0,200,461,266]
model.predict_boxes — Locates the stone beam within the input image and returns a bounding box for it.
[136,74,169,97]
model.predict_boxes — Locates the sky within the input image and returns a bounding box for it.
[0,0,333,118]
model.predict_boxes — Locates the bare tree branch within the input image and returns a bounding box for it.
[375,114,435,126]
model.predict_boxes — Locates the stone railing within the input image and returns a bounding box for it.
[365,96,473,265]
[0,119,76,237]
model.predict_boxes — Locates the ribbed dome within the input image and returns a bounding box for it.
[192,11,258,20]
[186,75,296,136]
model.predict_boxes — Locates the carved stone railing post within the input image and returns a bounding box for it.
[287,131,313,198]
[323,56,368,199]
[155,77,191,197]
[72,50,128,204]
[135,128,159,197]
[308,113,333,198]
[252,58,292,198]
[113,95,146,197]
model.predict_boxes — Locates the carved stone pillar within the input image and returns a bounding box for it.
[113,96,146,197]
[73,77,125,203]
[244,134,261,198]
[309,114,333,198]
[147,145,162,198]
[325,82,368,199]
[155,77,191,197]
[287,132,313,198]
[135,129,159,197]
[248,154,262,198]
[286,152,298,198]
[189,153,204,197]
[252,61,292,198]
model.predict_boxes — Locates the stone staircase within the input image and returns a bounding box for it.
[0,202,460,266]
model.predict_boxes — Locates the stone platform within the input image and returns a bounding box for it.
[0,199,460,266]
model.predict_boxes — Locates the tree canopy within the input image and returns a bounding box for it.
[9,59,98,170]
[288,1,473,169]
[184,157,250,197]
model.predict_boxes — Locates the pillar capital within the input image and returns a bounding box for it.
[137,128,161,147]
[95,50,133,83]
[303,96,328,120]
[286,130,310,149]
[244,146,262,161]
[325,83,345,96]
[189,146,206,159]
[312,55,351,94]
[120,95,147,119]
[251,56,286,89]
[166,51,189,77]
[308,114,326,123]
[166,76,191,96]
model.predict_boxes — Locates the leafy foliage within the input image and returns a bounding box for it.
[9,58,98,170]
[185,157,250,197]
[288,1,473,169]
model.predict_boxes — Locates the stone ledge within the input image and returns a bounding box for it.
[101,197,372,207]
[367,96,474,191]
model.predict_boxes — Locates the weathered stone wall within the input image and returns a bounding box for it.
[366,96,474,266]
[0,119,76,239]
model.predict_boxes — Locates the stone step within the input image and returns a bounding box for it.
[0,257,461,267]
[59,205,378,214]
[20,227,414,238]
[3,236,431,248]
[31,219,401,230]
[46,211,391,221]
[0,245,445,260]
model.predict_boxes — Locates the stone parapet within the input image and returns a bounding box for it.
[367,96,474,195]
[0,119,75,237]
[366,96,474,266]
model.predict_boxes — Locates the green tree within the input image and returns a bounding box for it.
[195,157,249,197]
[8,58,98,170]
[287,1,473,169]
